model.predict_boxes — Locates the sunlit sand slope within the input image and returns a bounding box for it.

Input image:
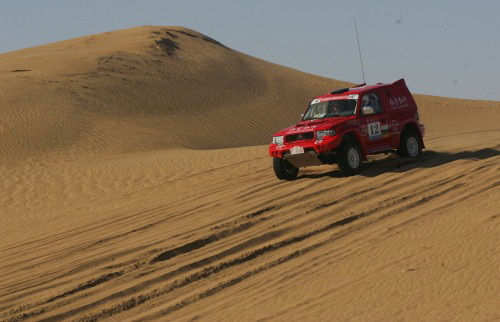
[0,26,348,166]
[0,26,499,321]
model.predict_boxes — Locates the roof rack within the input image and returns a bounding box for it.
[330,88,350,94]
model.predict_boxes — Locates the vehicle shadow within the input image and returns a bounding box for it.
[297,147,500,180]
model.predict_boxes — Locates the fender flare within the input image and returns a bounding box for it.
[399,122,425,148]
[340,130,368,160]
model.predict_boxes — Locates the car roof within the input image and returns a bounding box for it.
[314,78,406,100]
[348,83,389,93]
[315,83,388,100]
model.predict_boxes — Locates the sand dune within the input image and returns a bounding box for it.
[0,26,499,321]
[0,26,349,166]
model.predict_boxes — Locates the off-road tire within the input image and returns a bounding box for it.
[398,130,422,159]
[273,158,299,180]
[337,139,363,176]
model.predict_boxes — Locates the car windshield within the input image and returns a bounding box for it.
[302,99,357,120]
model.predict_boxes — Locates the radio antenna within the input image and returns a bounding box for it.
[354,18,366,83]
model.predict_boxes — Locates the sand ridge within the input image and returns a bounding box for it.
[0,26,499,321]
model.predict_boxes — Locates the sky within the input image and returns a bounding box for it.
[1,0,499,100]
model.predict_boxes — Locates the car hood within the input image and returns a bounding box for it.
[275,117,350,136]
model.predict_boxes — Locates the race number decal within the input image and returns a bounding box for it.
[367,122,382,140]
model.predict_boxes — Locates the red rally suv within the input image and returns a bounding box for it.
[269,79,425,180]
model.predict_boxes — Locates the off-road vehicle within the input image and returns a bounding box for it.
[269,79,425,180]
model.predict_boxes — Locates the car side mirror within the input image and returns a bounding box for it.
[362,106,375,115]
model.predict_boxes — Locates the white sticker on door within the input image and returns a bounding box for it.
[367,122,382,140]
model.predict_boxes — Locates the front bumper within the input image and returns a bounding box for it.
[269,135,342,159]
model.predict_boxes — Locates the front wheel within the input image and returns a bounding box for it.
[273,158,299,180]
[337,139,363,176]
[398,130,422,159]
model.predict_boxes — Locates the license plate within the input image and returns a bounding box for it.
[290,146,304,155]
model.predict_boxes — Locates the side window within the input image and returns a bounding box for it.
[361,93,383,115]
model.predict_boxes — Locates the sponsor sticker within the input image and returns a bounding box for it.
[311,95,359,103]
[381,124,390,138]
[390,96,409,109]
[321,96,347,102]
[360,124,368,136]
[390,120,400,133]
[347,119,359,127]
[287,125,317,133]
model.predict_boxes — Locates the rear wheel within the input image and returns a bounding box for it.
[398,130,422,159]
[273,158,299,180]
[337,139,363,176]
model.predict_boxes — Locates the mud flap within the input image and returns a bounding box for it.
[285,152,323,168]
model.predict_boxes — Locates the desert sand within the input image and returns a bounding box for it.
[0,26,499,321]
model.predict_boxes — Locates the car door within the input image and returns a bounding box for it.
[377,87,400,149]
[359,92,391,153]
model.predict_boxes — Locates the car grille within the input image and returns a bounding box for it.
[285,132,315,143]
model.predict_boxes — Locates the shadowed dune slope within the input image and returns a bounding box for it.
[0,26,499,321]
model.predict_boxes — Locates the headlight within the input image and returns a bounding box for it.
[272,136,284,145]
[316,130,336,140]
